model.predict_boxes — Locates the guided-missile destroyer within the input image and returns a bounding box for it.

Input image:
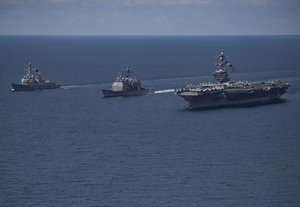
[11,63,60,91]
[176,51,290,109]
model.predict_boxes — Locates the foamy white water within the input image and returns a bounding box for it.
[154,89,175,94]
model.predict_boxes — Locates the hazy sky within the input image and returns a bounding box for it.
[0,0,299,35]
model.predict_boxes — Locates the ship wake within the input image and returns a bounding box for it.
[61,83,109,89]
[154,89,175,94]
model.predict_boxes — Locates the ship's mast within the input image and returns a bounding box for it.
[218,51,226,71]
[25,62,34,75]
[216,50,232,71]
[126,64,131,77]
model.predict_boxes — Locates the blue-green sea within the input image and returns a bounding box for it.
[1,36,300,206]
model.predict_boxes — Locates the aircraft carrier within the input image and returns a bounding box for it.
[176,51,290,109]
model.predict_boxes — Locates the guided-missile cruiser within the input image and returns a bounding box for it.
[102,65,153,98]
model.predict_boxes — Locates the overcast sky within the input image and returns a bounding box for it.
[0,0,299,35]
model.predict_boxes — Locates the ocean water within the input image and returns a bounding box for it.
[0,36,300,206]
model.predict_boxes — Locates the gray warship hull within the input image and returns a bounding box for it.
[177,84,288,109]
[11,83,60,91]
[102,88,152,98]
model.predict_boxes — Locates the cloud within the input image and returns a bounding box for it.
[1,0,299,35]
[0,0,204,5]
[0,0,35,4]
[152,15,172,26]
[122,0,211,6]
[0,0,73,5]
[240,0,300,6]
[1,0,299,7]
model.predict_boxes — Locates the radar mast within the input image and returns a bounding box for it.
[213,50,233,83]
